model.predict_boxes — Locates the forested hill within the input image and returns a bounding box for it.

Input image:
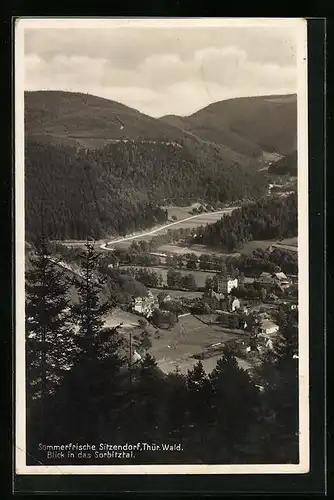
[25,90,264,173]
[25,91,184,146]
[192,193,298,252]
[25,91,295,167]
[25,137,267,241]
[160,94,297,157]
[25,90,295,241]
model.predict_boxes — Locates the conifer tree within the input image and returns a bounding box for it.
[209,348,259,461]
[53,241,125,443]
[71,241,111,357]
[186,361,214,461]
[132,353,165,441]
[187,361,213,428]
[252,316,299,463]
[25,236,75,448]
[25,237,75,402]
[162,372,189,443]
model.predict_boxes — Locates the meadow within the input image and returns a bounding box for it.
[149,314,251,375]
[122,266,217,289]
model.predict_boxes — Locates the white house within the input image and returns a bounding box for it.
[231,297,241,312]
[132,291,158,318]
[215,275,238,294]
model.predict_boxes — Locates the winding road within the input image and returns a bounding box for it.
[99,207,239,251]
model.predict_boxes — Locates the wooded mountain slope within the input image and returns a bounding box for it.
[25,137,267,241]
[25,91,261,170]
[24,91,294,241]
[192,193,298,251]
[161,94,297,157]
[25,91,183,144]
[25,91,296,165]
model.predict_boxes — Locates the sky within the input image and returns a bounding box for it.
[22,19,302,117]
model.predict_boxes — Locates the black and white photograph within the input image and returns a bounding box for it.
[15,18,309,475]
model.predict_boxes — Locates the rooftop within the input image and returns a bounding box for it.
[274,272,288,280]
[260,318,279,331]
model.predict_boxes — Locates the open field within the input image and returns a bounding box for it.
[157,353,252,375]
[272,243,298,252]
[163,204,235,222]
[123,266,217,289]
[163,204,200,220]
[101,208,237,250]
[235,239,277,255]
[103,305,254,375]
[103,308,141,329]
[155,243,234,257]
[55,239,106,249]
[272,237,298,252]
[156,238,298,258]
[278,237,298,247]
[148,288,203,299]
[148,314,251,375]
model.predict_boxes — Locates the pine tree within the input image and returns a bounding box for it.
[208,348,260,462]
[71,241,111,358]
[135,330,152,355]
[25,237,75,403]
[252,318,299,463]
[187,361,213,427]
[186,361,214,460]
[162,372,188,442]
[51,241,125,444]
[25,237,76,452]
[132,353,165,442]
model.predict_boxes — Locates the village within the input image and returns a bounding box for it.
[101,249,298,376]
[49,196,299,379]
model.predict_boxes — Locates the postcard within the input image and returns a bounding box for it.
[15,17,309,475]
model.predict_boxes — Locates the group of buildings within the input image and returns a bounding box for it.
[257,271,292,290]
[131,270,292,316]
[129,267,296,356]
[213,271,292,293]
[132,291,158,318]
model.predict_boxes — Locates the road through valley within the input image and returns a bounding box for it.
[99,207,239,251]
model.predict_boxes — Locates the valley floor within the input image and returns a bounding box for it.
[103,309,254,376]
[100,207,238,250]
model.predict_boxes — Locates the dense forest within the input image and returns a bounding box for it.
[25,137,267,241]
[225,248,298,276]
[192,194,297,251]
[161,93,297,156]
[26,240,299,465]
[25,140,168,241]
